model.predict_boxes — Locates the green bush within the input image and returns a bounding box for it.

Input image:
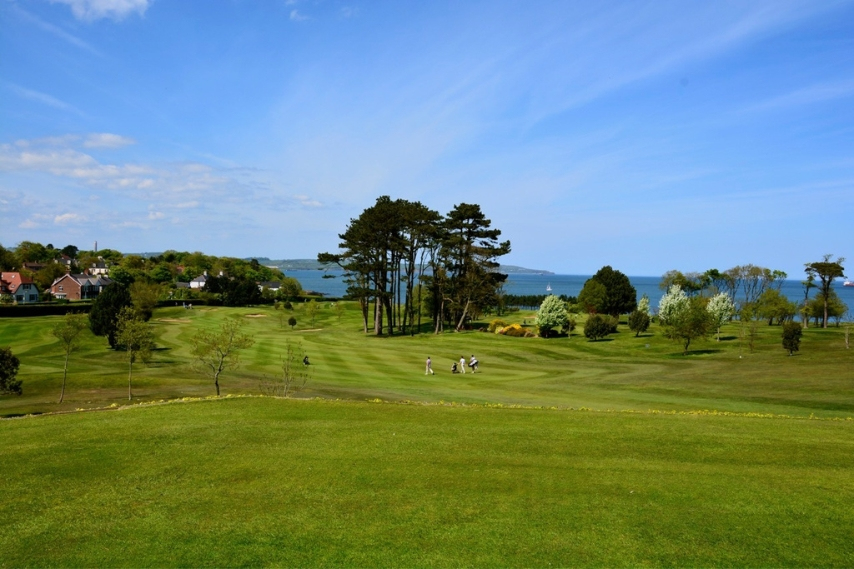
[584,314,611,341]
[782,321,803,355]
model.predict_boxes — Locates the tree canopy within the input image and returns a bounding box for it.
[805,255,846,328]
[319,196,509,335]
[586,266,637,316]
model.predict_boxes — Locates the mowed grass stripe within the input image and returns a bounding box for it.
[1,397,852,567]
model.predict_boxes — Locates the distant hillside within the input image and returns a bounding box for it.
[131,254,552,274]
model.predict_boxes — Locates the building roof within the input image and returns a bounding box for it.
[0,272,35,295]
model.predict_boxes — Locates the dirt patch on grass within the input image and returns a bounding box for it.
[300,328,323,332]
[158,318,191,323]
[245,314,268,318]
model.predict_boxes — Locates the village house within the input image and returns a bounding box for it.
[86,258,109,276]
[50,274,113,300]
[0,272,40,303]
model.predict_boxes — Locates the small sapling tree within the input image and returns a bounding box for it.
[288,316,297,329]
[706,292,734,341]
[51,312,88,403]
[261,340,312,397]
[115,307,155,400]
[628,310,650,337]
[191,319,255,396]
[305,299,319,326]
[535,295,569,338]
[0,346,22,396]
[781,321,803,355]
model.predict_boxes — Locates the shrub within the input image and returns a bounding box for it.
[628,310,650,337]
[782,321,803,355]
[498,323,534,337]
[488,319,508,333]
[584,314,611,341]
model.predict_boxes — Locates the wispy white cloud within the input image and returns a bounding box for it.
[0,136,326,214]
[50,0,152,22]
[83,133,136,148]
[290,9,309,22]
[6,83,85,116]
[54,212,86,225]
[742,80,854,113]
[12,5,103,55]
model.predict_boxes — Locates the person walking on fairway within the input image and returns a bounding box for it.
[469,354,478,373]
[425,356,434,375]
[459,356,466,374]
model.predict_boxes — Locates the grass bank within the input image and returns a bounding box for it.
[2,397,852,567]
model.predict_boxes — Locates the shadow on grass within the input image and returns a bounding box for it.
[667,349,722,357]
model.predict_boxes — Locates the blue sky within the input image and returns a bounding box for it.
[1,0,852,276]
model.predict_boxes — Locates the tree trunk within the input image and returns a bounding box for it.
[127,358,133,400]
[59,351,69,403]
[455,299,471,332]
[215,374,221,396]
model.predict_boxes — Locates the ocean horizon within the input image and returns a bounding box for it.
[285,270,853,309]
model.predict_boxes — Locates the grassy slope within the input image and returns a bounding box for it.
[1,398,852,567]
[1,302,852,418]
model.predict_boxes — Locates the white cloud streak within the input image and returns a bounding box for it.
[12,5,103,55]
[6,83,85,116]
[50,0,152,22]
[83,133,136,148]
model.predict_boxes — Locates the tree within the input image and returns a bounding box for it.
[706,292,734,341]
[577,279,607,314]
[583,314,611,341]
[658,284,689,326]
[260,340,311,398]
[535,295,569,337]
[288,316,297,329]
[782,321,803,356]
[305,299,319,326]
[589,266,637,316]
[51,313,88,403]
[0,243,20,271]
[637,294,650,317]
[756,288,797,326]
[0,346,22,396]
[191,319,255,396]
[440,203,511,332]
[628,310,650,337]
[115,307,155,400]
[663,296,712,355]
[805,255,846,328]
[89,283,132,349]
[130,281,162,321]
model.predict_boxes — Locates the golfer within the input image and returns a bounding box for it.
[425,356,434,375]
[459,356,466,374]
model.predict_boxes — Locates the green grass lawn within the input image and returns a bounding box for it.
[2,397,852,567]
[1,302,852,418]
[1,304,852,566]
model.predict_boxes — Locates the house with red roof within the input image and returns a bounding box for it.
[0,272,40,304]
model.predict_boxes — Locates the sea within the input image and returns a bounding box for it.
[286,270,854,308]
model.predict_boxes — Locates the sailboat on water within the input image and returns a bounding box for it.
[546,283,552,292]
